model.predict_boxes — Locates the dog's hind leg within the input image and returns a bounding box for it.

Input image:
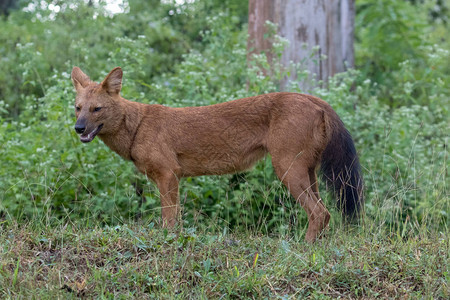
[309,167,321,201]
[272,156,330,242]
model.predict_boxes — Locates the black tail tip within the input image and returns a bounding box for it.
[336,175,364,222]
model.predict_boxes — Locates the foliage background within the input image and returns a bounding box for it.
[0,0,448,237]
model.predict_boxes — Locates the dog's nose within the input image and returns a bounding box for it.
[74,124,85,134]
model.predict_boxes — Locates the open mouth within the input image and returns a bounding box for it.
[80,124,103,143]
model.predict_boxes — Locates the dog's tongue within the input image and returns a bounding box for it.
[78,124,102,143]
[80,132,94,143]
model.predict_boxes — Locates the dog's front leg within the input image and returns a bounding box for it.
[155,171,181,228]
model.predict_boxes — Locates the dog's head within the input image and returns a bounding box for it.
[71,67,123,143]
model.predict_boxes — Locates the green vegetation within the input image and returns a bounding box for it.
[0,221,448,298]
[0,0,448,297]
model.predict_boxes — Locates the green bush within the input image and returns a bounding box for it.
[356,0,450,107]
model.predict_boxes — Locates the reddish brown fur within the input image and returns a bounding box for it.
[71,67,358,242]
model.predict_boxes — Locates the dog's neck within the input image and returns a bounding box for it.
[99,98,144,161]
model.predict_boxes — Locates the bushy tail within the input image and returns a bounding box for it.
[320,114,364,220]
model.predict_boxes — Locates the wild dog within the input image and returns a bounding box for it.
[71,66,363,242]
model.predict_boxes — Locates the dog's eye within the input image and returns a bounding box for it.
[76,106,81,112]
[94,107,102,112]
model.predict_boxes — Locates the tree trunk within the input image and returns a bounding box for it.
[248,0,355,90]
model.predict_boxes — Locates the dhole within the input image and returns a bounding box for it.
[72,66,363,242]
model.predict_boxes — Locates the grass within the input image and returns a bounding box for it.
[0,216,448,299]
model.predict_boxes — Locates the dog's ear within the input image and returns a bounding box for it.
[101,67,122,95]
[71,67,91,91]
